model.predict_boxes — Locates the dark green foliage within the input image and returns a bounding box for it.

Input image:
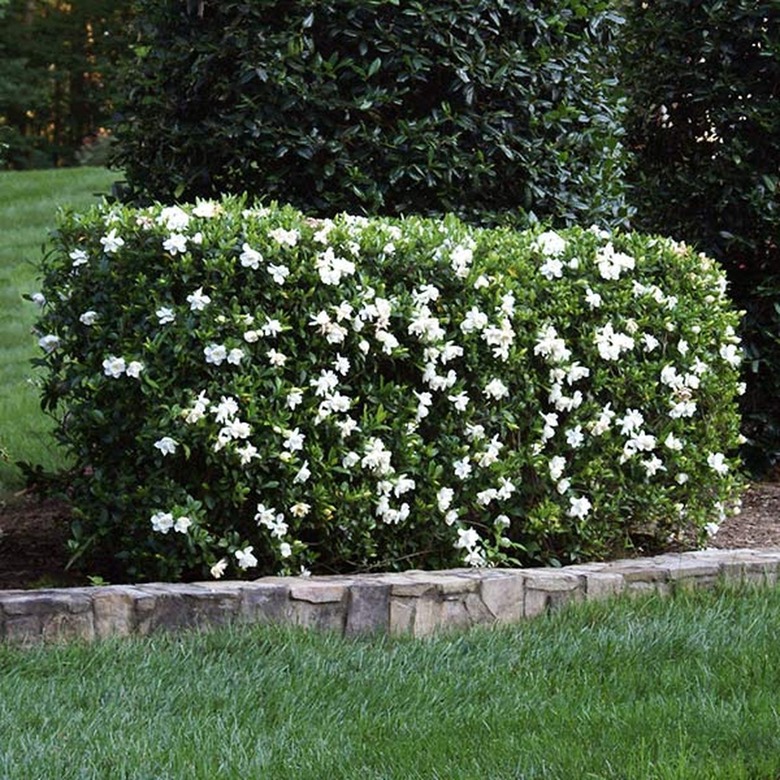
[111,0,630,228]
[620,1,780,471]
[0,0,134,169]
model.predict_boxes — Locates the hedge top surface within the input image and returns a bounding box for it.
[33,197,743,582]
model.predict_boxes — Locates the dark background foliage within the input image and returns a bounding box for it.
[620,0,780,473]
[0,0,133,169]
[109,0,630,229]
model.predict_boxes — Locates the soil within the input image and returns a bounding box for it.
[1,484,779,590]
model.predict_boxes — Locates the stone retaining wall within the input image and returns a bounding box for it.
[2,548,779,644]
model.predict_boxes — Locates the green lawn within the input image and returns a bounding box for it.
[1,584,779,779]
[0,166,117,495]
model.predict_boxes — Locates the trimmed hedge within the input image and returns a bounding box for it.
[110,0,630,229]
[31,198,743,582]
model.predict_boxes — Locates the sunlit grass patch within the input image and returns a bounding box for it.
[0,167,116,494]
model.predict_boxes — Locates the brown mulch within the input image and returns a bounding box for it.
[1,484,779,590]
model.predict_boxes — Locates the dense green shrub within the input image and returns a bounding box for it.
[32,198,743,582]
[110,0,630,228]
[620,1,780,470]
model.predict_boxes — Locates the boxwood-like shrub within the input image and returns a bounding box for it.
[620,1,780,471]
[33,198,743,582]
[110,0,630,229]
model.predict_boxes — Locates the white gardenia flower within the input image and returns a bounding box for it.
[79,310,98,326]
[294,461,311,484]
[193,200,219,218]
[477,488,498,506]
[279,542,293,559]
[596,243,635,280]
[187,287,211,311]
[448,391,470,411]
[437,487,454,512]
[534,324,571,364]
[124,361,143,378]
[261,318,283,338]
[283,428,306,452]
[269,227,300,247]
[719,343,742,367]
[549,455,567,481]
[38,334,60,353]
[565,426,585,448]
[617,408,644,435]
[342,451,360,469]
[311,369,339,397]
[69,249,89,267]
[533,230,567,257]
[268,263,290,285]
[664,433,684,451]
[460,307,489,334]
[210,558,228,579]
[453,457,472,480]
[163,233,188,255]
[290,502,311,518]
[31,292,46,307]
[540,257,564,280]
[156,306,176,325]
[204,343,228,365]
[240,243,263,269]
[100,228,125,254]
[150,511,174,534]
[333,354,350,375]
[641,456,666,477]
[594,322,635,361]
[589,404,615,436]
[483,378,509,401]
[584,288,602,309]
[211,395,239,422]
[154,436,178,456]
[236,443,259,465]
[707,452,729,476]
[494,514,511,530]
[267,349,287,367]
[455,527,480,550]
[568,495,592,519]
[235,546,258,570]
[450,245,474,278]
[641,333,660,352]
[158,205,190,231]
[174,516,192,534]
[286,389,304,409]
[227,348,245,366]
[102,355,126,378]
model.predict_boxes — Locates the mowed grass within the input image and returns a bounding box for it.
[0,167,117,494]
[1,585,780,780]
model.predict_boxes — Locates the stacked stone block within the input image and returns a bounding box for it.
[2,549,779,644]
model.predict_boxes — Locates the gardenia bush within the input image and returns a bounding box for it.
[32,198,744,582]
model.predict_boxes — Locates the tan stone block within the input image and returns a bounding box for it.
[389,598,415,635]
[345,583,390,636]
[290,600,346,632]
[92,587,142,638]
[583,572,625,601]
[239,584,291,624]
[289,582,346,603]
[412,596,442,638]
[479,573,525,623]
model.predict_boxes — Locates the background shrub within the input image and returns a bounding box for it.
[620,1,780,472]
[110,0,630,229]
[33,198,742,582]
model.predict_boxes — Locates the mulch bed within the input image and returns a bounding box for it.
[1,483,779,590]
